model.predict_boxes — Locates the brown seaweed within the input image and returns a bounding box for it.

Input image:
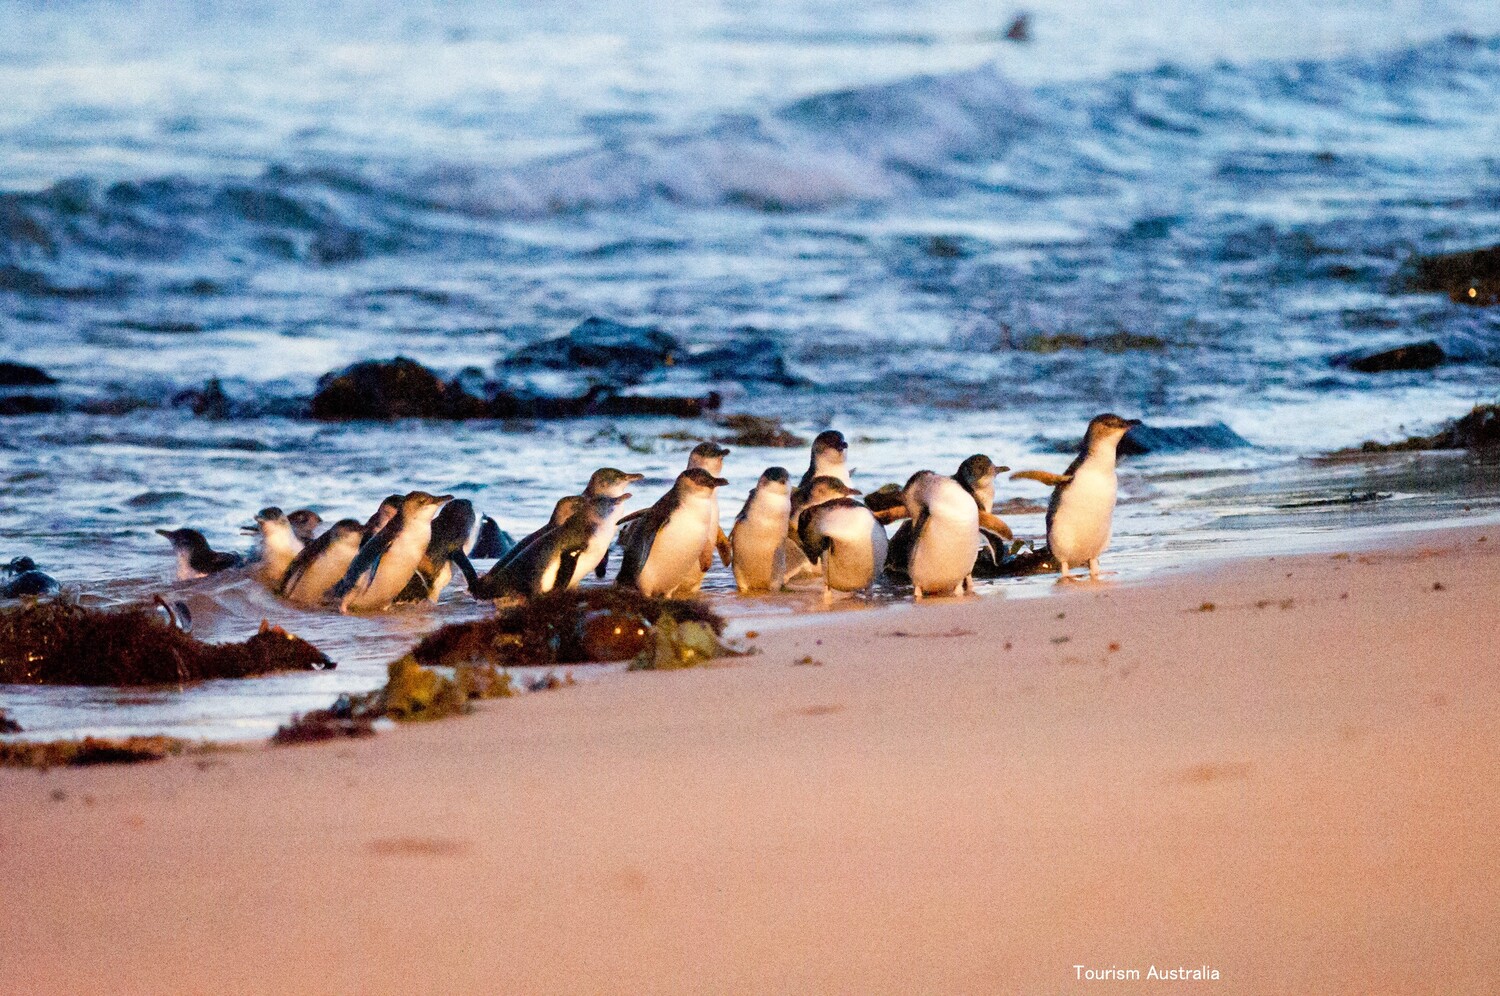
[0,600,332,685]
[0,735,196,768]
[414,587,726,670]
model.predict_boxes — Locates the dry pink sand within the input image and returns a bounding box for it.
[3,526,1498,994]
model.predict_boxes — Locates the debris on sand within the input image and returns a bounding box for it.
[0,735,197,769]
[0,600,333,685]
[1352,404,1500,453]
[628,613,740,671]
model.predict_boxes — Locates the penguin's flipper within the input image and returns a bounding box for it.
[978,511,1013,540]
[615,513,662,590]
[909,508,931,546]
[715,527,733,568]
[872,505,911,525]
[594,546,609,579]
[328,533,389,602]
[554,549,583,592]
[451,550,480,592]
[1010,470,1072,487]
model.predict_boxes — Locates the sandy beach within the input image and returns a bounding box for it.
[3,523,1498,994]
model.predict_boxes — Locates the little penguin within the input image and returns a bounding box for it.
[1011,413,1140,581]
[2,556,61,598]
[475,494,632,599]
[468,514,515,560]
[687,442,732,571]
[797,430,851,490]
[797,481,887,605]
[242,507,303,588]
[899,470,981,599]
[277,519,364,605]
[329,491,453,612]
[396,498,483,603]
[156,528,244,580]
[287,509,324,543]
[730,467,793,593]
[616,468,728,597]
[361,494,404,543]
[954,453,1014,575]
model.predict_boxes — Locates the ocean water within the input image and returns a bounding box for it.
[2,0,1500,739]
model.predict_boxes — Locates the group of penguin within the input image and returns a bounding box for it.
[157,413,1140,611]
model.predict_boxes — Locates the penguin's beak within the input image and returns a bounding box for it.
[626,473,645,483]
[711,476,729,488]
[617,492,633,503]
[1126,419,1143,427]
[431,494,455,505]
[155,528,171,537]
[240,523,259,534]
[994,465,1011,474]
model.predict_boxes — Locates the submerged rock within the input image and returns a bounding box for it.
[1336,340,1446,373]
[1118,421,1251,456]
[0,394,63,416]
[0,708,19,734]
[1402,244,1500,305]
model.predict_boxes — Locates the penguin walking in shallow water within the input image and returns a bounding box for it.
[329,492,453,612]
[797,430,851,489]
[396,498,483,602]
[617,444,730,585]
[616,468,728,597]
[730,467,793,593]
[1012,413,1140,581]
[360,494,404,543]
[156,528,244,580]
[796,478,886,605]
[278,519,364,605]
[475,494,632,599]
[894,470,981,599]
[242,508,303,588]
[548,468,644,527]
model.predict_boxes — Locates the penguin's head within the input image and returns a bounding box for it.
[681,467,729,493]
[587,468,646,497]
[156,527,211,552]
[956,454,1008,488]
[1084,414,1143,453]
[325,519,365,544]
[5,555,38,574]
[402,491,455,521]
[812,430,848,458]
[286,509,323,542]
[804,475,861,507]
[363,494,404,535]
[242,507,287,536]
[758,466,791,493]
[586,493,633,519]
[552,495,586,525]
[688,442,731,473]
[900,470,943,511]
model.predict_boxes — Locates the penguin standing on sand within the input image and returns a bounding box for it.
[1012,413,1140,581]
[688,443,732,572]
[730,467,793,593]
[796,477,886,605]
[278,519,364,605]
[156,528,244,580]
[616,468,728,597]
[396,498,484,603]
[475,494,632,599]
[242,508,303,588]
[896,470,981,599]
[329,491,453,612]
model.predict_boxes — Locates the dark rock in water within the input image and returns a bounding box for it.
[1004,12,1032,42]
[310,357,482,421]
[688,329,804,386]
[501,317,678,384]
[0,361,56,386]
[1402,244,1500,305]
[713,414,806,448]
[1356,404,1500,453]
[0,708,19,734]
[1118,421,1252,456]
[0,394,63,416]
[1338,340,1446,373]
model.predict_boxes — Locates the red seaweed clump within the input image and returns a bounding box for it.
[0,600,333,686]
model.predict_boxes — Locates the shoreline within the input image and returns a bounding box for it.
[3,521,1498,992]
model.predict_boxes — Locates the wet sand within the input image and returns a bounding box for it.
[3,524,1498,994]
